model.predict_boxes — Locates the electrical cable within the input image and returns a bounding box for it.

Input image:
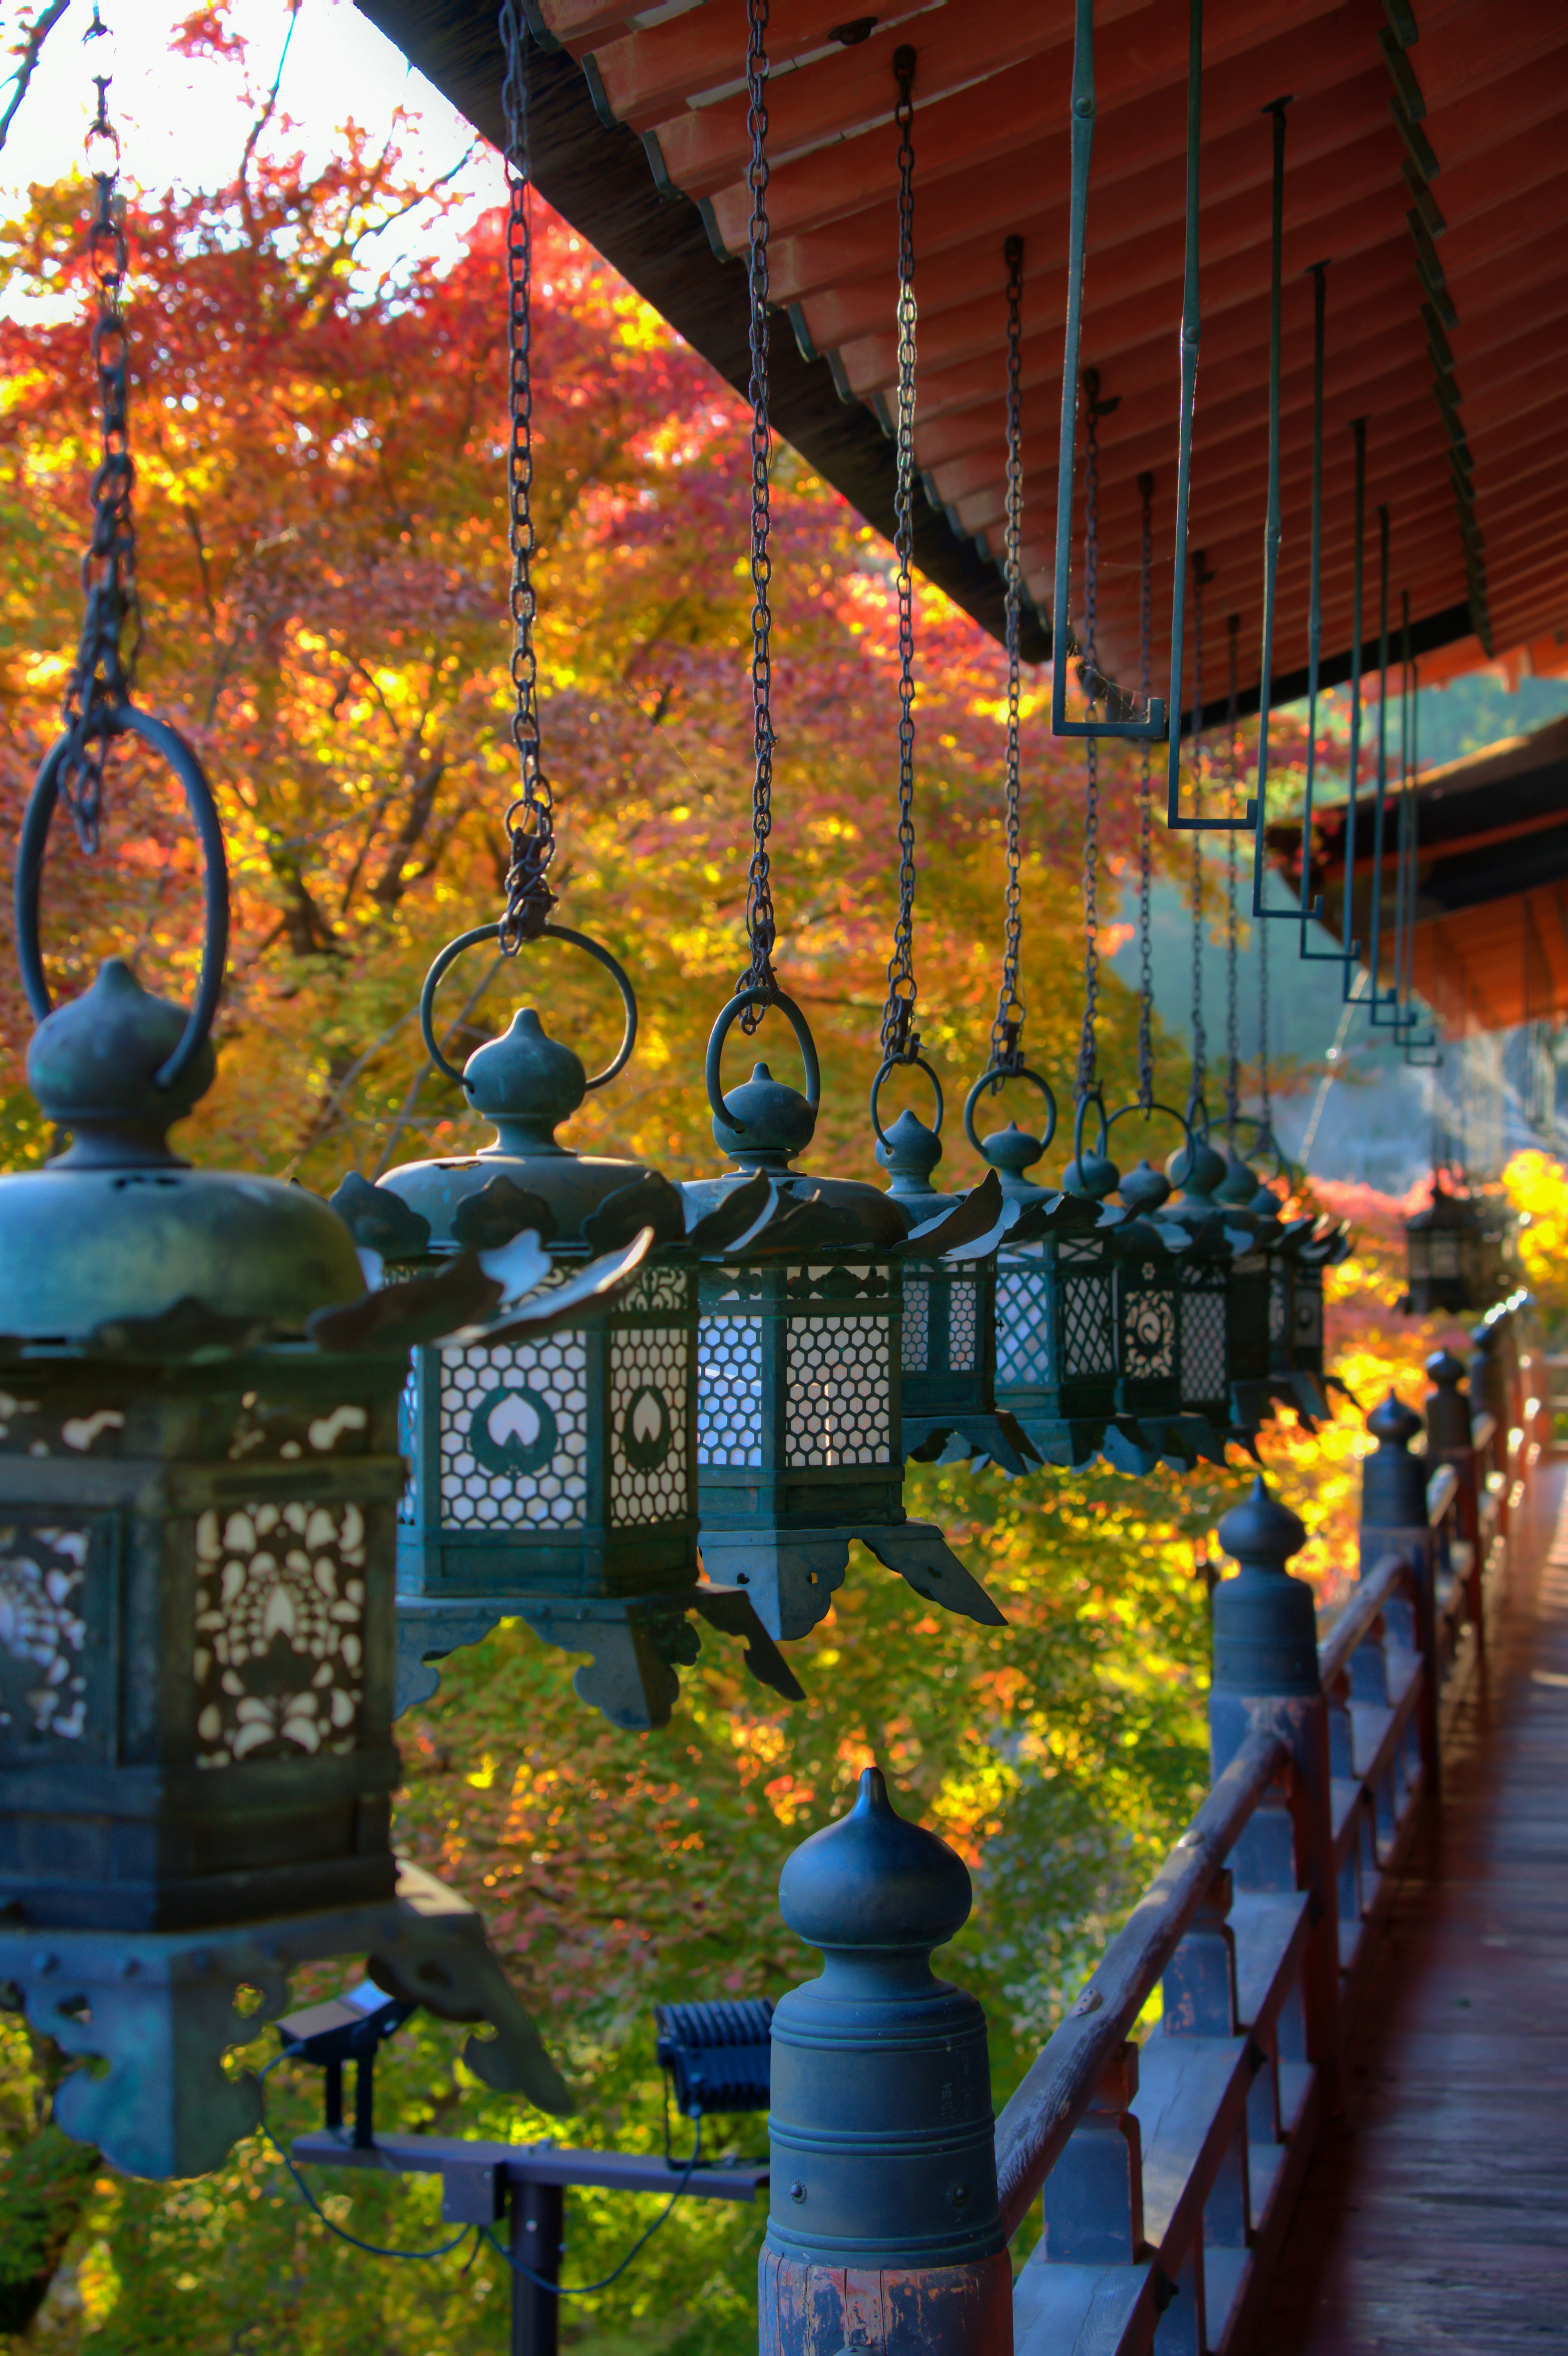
[256,2057,479,2266]
[484,2117,704,2299]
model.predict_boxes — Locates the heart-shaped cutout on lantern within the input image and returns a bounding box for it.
[470,1382,558,1476]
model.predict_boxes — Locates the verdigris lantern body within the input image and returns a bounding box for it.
[361,963,799,1731]
[0,964,403,1932]
[875,1109,1031,1474]
[968,1102,1121,1470]
[1160,1140,1282,1442]
[1404,1175,1483,1314]
[0,958,573,2180]
[684,1000,1004,1644]
[1103,1157,1219,1469]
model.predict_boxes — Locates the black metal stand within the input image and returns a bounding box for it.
[292,2129,766,2354]
[510,2178,564,2356]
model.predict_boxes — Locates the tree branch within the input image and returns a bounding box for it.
[0,0,70,158]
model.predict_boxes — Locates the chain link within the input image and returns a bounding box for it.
[1136,471,1155,1111]
[498,0,556,950]
[989,234,1026,1083]
[879,45,920,1067]
[736,0,777,1029]
[1187,551,1212,1122]
[1074,368,1109,1104]
[58,63,139,858]
[1223,612,1241,1138]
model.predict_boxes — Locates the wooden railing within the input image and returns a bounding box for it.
[986,1296,1544,2356]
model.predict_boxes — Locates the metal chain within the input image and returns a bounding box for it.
[58,62,139,857]
[499,0,555,949]
[1258,883,1272,1136]
[989,234,1026,1082]
[1223,613,1241,1138]
[879,45,920,1066]
[1136,470,1155,1110]
[1188,552,1212,1121]
[737,0,776,1028]
[1075,368,1107,1102]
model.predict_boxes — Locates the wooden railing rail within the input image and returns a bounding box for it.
[993,1727,1287,2242]
[996,1297,1544,2356]
[1317,1552,1413,1690]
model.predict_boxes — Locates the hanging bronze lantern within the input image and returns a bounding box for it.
[873,1088,1029,1475]
[344,926,800,1733]
[681,992,1005,1644]
[1101,1107,1226,1469]
[1404,1172,1486,1314]
[963,1072,1123,1470]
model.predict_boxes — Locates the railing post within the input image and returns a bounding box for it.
[1359,1393,1439,1792]
[760,1766,1012,2356]
[1210,1480,1340,2102]
[1470,1317,1510,1508]
[1425,1347,1482,1659]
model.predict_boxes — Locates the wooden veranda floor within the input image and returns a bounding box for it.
[1257,1461,1568,2354]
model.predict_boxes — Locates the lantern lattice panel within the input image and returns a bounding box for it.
[995,1256,1049,1388]
[608,1324,690,1522]
[901,1275,931,1373]
[193,1500,366,1768]
[1293,1266,1325,1352]
[1061,1272,1116,1378]
[695,1313,764,1468]
[947,1274,979,1372]
[436,1337,589,1529]
[784,1312,892,1468]
[1180,1271,1228,1402]
[1269,1262,1289,1348]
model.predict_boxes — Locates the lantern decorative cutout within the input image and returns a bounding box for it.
[680,991,1006,1644]
[873,1091,1033,1476]
[1265,1196,1354,1425]
[1404,1173,1486,1314]
[0,775,570,2180]
[351,923,801,1734]
[962,1068,1125,1470]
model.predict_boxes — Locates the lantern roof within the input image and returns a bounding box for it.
[360,0,1568,704]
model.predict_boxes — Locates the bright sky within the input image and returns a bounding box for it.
[1,0,505,312]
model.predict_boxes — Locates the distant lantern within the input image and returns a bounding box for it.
[0,949,570,2181]
[679,991,1006,1644]
[1107,1134,1223,1470]
[1158,1137,1285,1443]
[963,1072,1125,1471]
[1404,1173,1486,1315]
[350,924,801,1733]
[873,1100,1031,1474]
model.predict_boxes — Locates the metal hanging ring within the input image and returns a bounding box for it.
[16,704,229,1093]
[962,1062,1058,1158]
[1104,1099,1195,1154]
[1071,1083,1111,1167]
[868,1052,944,1150]
[705,986,821,1132]
[419,921,637,1091]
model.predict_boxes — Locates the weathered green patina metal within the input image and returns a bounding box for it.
[873,1105,1033,1477]
[1404,1174,1486,1314]
[354,927,801,1732]
[760,1765,1011,2354]
[0,955,573,2178]
[681,991,1005,1644]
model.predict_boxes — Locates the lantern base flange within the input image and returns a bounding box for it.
[906,1408,1040,1477]
[0,1856,568,2182]
[396,1584,801,1731]
[699,1523,1004,1641]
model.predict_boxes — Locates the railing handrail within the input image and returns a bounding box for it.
[1316,1551,1413,1689]
[992,1724,1287,2241]
[1426,1461,1461,1528]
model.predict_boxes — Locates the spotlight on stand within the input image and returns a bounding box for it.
[655,1997,773,2125]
